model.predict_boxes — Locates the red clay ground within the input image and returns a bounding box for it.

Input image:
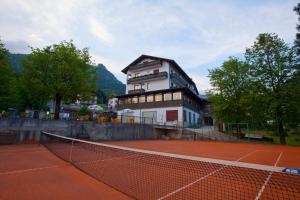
[104,140,300,169]
[1,140,300,200]
[0,144,131,200]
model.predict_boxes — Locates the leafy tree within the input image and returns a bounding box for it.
[0,39,19,111]
[291,3,300,131]
[21,41,96,119]
[294,3,300,58]
[245,33,297,144]
[208,57,251,125]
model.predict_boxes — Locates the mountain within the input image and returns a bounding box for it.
[95,64,125,96]
[8,53,126,98]
[8,53,26,74]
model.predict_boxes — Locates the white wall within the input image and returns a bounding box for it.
[117,106,183,125]
[126,60,170,93]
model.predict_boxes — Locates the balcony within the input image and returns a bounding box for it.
[128,89,145,94]
[129,60,162,71]
[170,73,188,86]
[127,71,168,84]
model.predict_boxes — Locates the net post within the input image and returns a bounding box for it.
[69,140,74,162]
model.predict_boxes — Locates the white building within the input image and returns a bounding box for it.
[116,55,209,127]
[108,97,118,111]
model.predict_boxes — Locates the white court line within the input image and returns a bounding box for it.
[0,147,46,153]
[0,150,48,156]
[274,152,283,167]
[157,149,259,199]
[236,150,259,162]
[254,152,283,200]
[157,166,226,200]
[0,164,67,175]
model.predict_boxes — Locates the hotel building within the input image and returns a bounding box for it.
[116,55,209,127]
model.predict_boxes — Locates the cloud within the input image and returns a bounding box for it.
[0,0,298,92]
[190,75,212,94]
[88,16,114,43]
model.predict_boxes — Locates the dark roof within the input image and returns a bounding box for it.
[115,87,207,103]
[122,55,199,94]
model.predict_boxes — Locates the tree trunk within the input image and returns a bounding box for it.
[54,94,62,120]
[278,121,286,144]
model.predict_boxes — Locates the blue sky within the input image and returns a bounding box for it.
[0,0,298,93]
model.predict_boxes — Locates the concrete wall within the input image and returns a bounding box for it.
[0,119,158,143]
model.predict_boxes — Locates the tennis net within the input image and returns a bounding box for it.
[40,131,300,200]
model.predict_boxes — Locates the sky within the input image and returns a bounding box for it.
[0,0,298,93]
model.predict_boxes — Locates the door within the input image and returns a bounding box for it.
[142,111,157,124]
[166,110,178,122]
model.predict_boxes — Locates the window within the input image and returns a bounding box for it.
[193,113,195,123]
[147,83,149,90]
[132,96,138,104]
[153,69,159,74]
[155,94,162,102]
[189,112,191,123]
[134,84,141,90]
[164,93,172,101]
[173,92,182,100]
[139,95,145,103]
[142,111,157,124]
[183,110,187,122]
[147,95,153,102]
[166,110,178,122]
[119,99,124,105]
[125,98,131,104]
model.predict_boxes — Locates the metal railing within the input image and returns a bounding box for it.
[127,72,168,84]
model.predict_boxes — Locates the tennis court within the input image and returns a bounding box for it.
[1,132,300,199]
[0,144,130,200]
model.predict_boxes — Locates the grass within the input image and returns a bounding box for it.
[271,134,300,146]
[252,130,300,146]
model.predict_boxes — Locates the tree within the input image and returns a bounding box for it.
[0,39,19,111]
[294,3,300,58]
[290,3,300,131]
[208,57,251,125]
[245,33,297,144]
[21,41,96,119]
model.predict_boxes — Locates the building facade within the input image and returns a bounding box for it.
[116,55,208,127]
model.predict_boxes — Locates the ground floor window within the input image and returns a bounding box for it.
[183,110,187,122]
[166,110,178,122]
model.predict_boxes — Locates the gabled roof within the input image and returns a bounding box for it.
[122,55,199,94]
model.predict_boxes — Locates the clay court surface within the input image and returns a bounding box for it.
[105,140,300,169]
[0,144,130,200]
[1,140,300,200]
